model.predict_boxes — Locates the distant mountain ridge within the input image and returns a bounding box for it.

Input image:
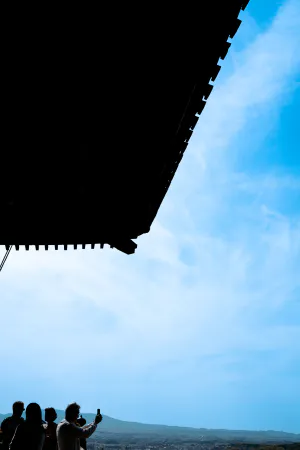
[1,410,299,443]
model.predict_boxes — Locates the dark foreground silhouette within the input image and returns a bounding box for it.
[0,402,24,450]
[1,2,250,259]
[1,403,299,448]
[0,401,102,450]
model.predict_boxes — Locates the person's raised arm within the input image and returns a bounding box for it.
[69,413,102,439]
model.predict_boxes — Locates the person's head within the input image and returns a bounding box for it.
[65,403,80,423]
[77,416,86,426]
[12,401,25,418]
[45,407,57,423]
[25,403,42,424]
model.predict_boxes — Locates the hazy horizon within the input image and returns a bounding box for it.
[1,0,299,435]
[0,408,299,436]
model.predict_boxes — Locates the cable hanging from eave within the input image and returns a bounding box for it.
[0,245,12,272]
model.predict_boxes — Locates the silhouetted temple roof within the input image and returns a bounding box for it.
[1,1,250,255]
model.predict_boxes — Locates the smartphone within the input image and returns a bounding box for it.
[97,409,100,415]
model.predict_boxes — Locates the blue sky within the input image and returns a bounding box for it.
[1,0,299,434]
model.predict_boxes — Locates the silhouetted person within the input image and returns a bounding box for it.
[44,408,58,450]
[57,403,102,450]
[0,401,25,450]
[9,403,46,450]
[76,416,87,450]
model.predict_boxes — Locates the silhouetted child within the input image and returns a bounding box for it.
[0,401,25,450]
[44,407,58,450]
[9,403,46,450]
[76,416,87,450]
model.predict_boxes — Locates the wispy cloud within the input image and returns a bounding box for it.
[0,0,299,433]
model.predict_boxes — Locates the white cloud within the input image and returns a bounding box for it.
[187,0,300,169]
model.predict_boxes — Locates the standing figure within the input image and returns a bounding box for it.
[44,408,58,450]
[76,416,87,450]
[57,403,102,450]
[9,403,46,450]
[0,402,25,450]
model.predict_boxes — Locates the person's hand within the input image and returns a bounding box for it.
[95,413,102,424]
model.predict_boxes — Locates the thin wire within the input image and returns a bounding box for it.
[0,245,12,272]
